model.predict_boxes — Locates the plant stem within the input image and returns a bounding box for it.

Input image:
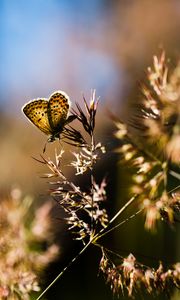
[36,240,92,300]
[36,195,137,299]
[95,208,143,241]
[169,170,180,180]
[93,195,137,242]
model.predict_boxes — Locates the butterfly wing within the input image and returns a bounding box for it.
[22,99,53,135]
[48,91,70,133]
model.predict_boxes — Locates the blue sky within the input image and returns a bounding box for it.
[0,0,120,113]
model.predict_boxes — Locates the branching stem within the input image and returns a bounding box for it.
[93,195,137,242]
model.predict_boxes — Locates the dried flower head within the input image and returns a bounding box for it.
[142,51,180,161]
[0,188,59,299]
[115,52,180,230]
[100,249,180,297]
[35,93,107,242]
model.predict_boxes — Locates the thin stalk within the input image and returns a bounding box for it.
[108,195,136,225]
[162,161,168,192]
[169,170,180,180]
[95,208,143,241]
[36,240,91,300]
[36,195,137,299]
[90,133,95,234]
[93,195,137,242]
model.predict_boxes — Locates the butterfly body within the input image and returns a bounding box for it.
[22,91,73,141]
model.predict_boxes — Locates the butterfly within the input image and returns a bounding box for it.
[22,91,76,144]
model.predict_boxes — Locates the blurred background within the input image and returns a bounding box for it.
[0,0,180,299]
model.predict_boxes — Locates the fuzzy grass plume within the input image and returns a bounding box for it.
[0,188,59,300]
[23,54,179,300]
[115,52,180,230]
